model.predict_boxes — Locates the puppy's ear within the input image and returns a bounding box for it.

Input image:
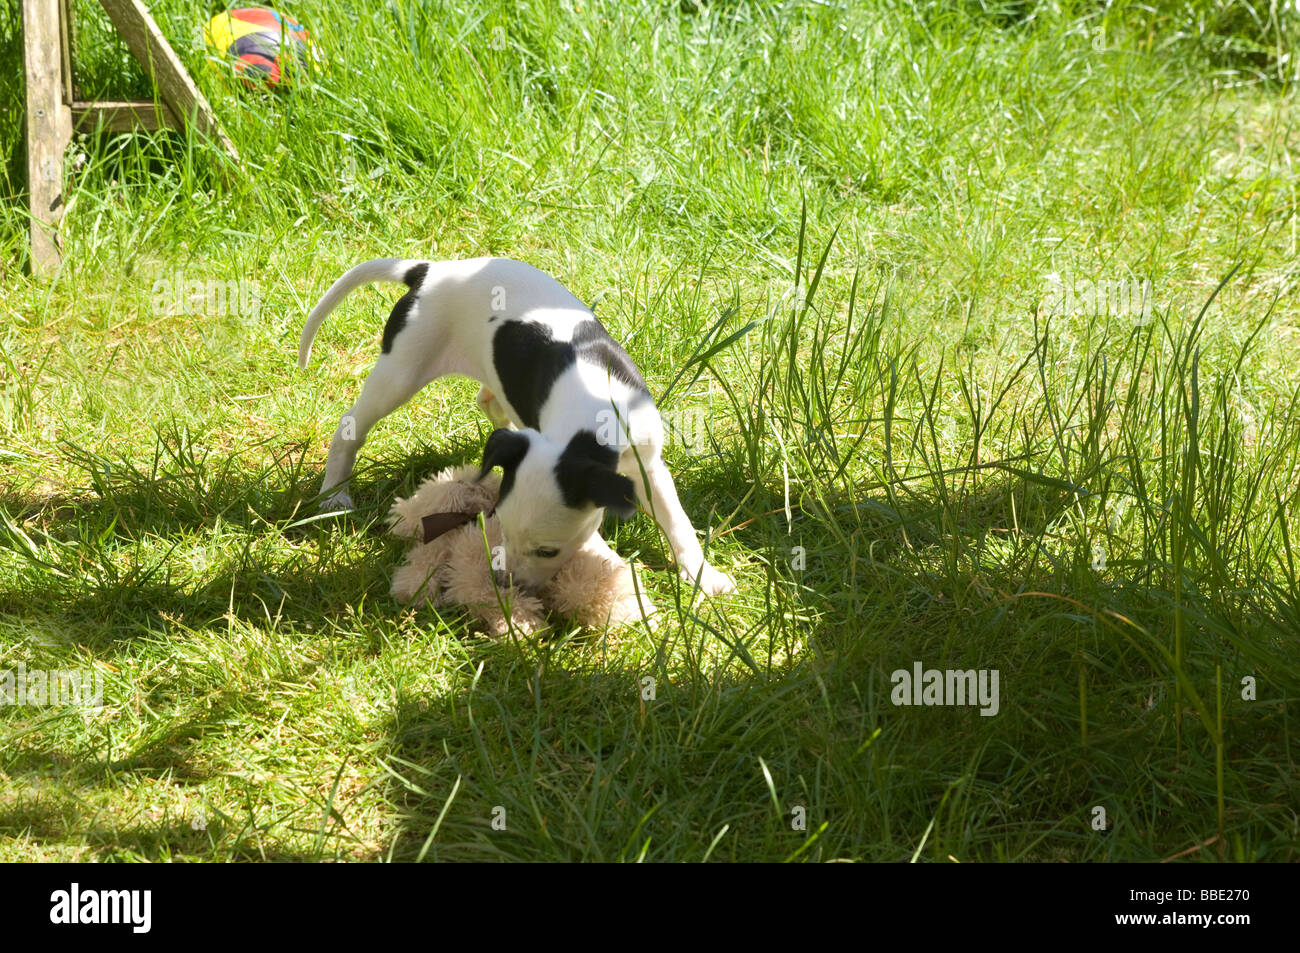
[479,428,530,479]
[557,432,638,518]
[584,469,637,520]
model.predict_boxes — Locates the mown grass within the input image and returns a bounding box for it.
[1,0,1297,861]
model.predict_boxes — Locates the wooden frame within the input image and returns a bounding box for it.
[22,0,239,274]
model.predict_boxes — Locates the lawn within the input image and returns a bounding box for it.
[1,0,1297,861]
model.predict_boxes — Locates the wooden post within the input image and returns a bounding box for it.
[23,0,74,274]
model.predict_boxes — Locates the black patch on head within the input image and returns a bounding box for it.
[555,430,637,518]
[381,263,430,354]
[571,320,650,395]
[493,319,650,428]
[479,428,531,503]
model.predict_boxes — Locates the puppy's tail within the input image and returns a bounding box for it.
[298,258,425,369]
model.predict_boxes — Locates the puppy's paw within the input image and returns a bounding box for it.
[682,563,737,596]
[321,490,355,512]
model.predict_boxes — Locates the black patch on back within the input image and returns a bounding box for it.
[571,320,650,395]
[493,319,649,429]
[381,263,430,354]
[555,430,636,517]
[492,322,575,430]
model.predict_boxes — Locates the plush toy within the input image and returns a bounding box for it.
[389,465,656,636]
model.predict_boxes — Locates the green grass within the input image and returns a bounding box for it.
[1,0,1298,861]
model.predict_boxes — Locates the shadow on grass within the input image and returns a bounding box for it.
[371,451,1299,862]
[2,436,1298,861]
[0,799,324,861]
[2,429,485,539]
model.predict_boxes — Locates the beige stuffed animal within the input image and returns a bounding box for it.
[389,465,656,636]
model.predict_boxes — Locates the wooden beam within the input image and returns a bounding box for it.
[71,100,178,133]
[23,0,73,274]
[96,0,239,161]
[58,0,74,104]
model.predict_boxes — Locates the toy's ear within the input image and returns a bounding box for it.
[479,428,530,480]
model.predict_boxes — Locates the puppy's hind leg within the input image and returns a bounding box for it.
[319,352,427,510]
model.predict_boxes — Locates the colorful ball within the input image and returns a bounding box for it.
[204,7,315,89]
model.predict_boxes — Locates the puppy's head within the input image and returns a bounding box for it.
[479,428,636,590]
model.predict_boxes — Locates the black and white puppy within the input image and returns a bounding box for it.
[299,257,736,595]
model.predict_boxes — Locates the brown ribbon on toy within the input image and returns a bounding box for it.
[421,507,495,543]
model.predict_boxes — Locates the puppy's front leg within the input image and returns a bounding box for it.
[475,385,512,429]
[636,455,736,596]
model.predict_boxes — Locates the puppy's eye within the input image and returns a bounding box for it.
[534,546,560,559]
